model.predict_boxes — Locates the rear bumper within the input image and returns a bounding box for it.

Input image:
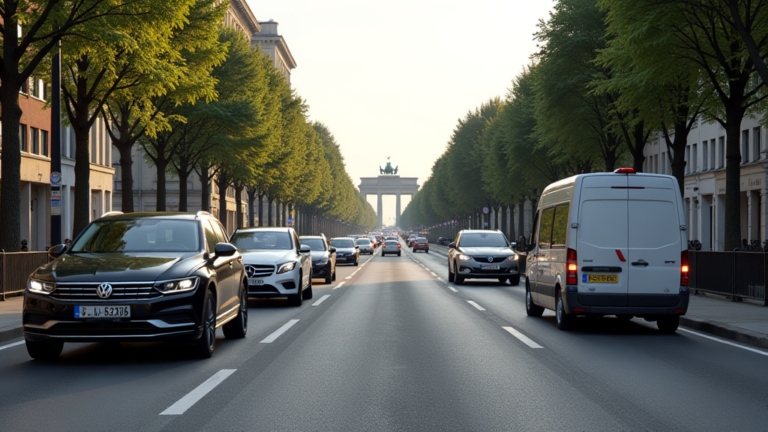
[564,287,690,315]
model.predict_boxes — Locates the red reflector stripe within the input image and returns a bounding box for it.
[615,250,626,262]
[573,308,585,313]
[674,309,685,313]
[610,186,645,189]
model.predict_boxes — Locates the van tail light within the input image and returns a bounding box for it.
[567,248,578,285]
[680,250,689,286]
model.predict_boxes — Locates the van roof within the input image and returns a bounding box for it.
[541,172,676,196]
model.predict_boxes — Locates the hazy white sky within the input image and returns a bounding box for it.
[248,0,555,226]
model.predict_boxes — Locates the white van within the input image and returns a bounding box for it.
[518,168,689,333]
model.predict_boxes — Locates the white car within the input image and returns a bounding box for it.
[230,227,312,306]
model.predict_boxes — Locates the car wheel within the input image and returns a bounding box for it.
[332,268,337,281]
[525,281,544,317]
[397,252,401,256]
[194,289,216,358]
[556,292,575,330]
[25,339,63,360]
[325,265,333,284]
[223,281,248,339]
[498,277,508,285]
[448,264,455,282]
[426,249,429,254]
[302,276,313,300]
[288,272,303,307]
[657,315,680,333]
[455,273,465,285]
[509,274,521,286]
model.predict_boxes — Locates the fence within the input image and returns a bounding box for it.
[689,251,767,305]
[1,252,50,300]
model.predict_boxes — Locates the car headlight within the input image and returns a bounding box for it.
[509,254,519,261]
[277,262,296,274]
[458,254,471,261]
[28,279,55,295]
[315,259,329,266]
[155,277,199,294]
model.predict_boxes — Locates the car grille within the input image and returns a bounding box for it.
[472,256,509,263]
[245,264,275,277]
[50,282,161,300]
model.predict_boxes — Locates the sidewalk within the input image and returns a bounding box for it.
[0,295,23,343]
[426,243,768,350]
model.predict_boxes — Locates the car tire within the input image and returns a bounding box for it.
[325,265,333,284]
[25,339,63,360]
[525,281,544,317]
[397,252,401,256]
[223,281,248,339]
[455,274,465,285]
[657,315,680,333]
[302,277,313,300]
[556,292,575,330]
[448,265,455,282]
[426,249,429,254]
[194,289,216,358]
[498,277,508,285]
[509,274,521,286]
[288,272,303,307]
[332,269,337,281]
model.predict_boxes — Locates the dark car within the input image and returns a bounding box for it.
[412,238,430,253]
[330,237,360,266]
[301,235,337,284]
[447,230,521,285]
[22,211,247,360]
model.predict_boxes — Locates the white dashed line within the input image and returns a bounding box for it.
[447,286,459,293]
[260,319,300,343]
[430,272,438,277]
[160,369,236,415]
[345,276,352,280]
[312,295,331,306]
[503,326,544,349]
[333,282,346,290]
[467,300,486,311]
[679,328,768,357]
[0,340,24,351]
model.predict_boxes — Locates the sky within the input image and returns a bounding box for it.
[247,0,556,226]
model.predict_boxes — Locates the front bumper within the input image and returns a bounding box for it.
[23,290,203,343]
[336,254,358,263]
[563,288,690,315]
[457,262,519,278]
[246,266,301,298]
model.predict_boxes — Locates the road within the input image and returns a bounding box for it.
[0,246,766,431]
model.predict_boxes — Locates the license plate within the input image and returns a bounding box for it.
[248,278,265,286]
[587,274,619,283]
[75,305,130,319]
[481,265,501,270]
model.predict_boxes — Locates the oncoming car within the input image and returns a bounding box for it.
[330,237,360,266]
[448,230,521,285]
[230,228,312,306]
[355,238,374,255]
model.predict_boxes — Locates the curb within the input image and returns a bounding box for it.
[0,326,22,344]
[680,317,768,350]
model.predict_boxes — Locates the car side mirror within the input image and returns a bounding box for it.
[448,242,456,249]
[214,242,237,257]
[300,245,311,254]
[516,236,527,252]
[355,245,359,249]
[329,247,336,253]
[48,244,67,259]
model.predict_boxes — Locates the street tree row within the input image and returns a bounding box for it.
[402,0,768,250]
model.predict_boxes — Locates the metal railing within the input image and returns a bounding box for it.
[1,252,50,300]
[689,251,767,305]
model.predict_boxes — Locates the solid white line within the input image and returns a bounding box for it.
[467,300,485,311]
[447,286,459,293]
[312,295,331,306]
[503,326,544,349]
[0,340,24,351]
[160,369,236,415]
[260,319,300,343]
[430,272,438,277]
[679,328,768,357]
[345,276,352,280]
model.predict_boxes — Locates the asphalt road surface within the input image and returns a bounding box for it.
[0,246,766,431]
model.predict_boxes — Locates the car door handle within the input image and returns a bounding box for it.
[631,260,649,267]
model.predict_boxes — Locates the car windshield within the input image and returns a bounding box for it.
[231,231,293,250]
[301,238,326,251]
[71,219,200,253]
[355,239,371,245]
[331,239,355,248]
[459,233,508,248]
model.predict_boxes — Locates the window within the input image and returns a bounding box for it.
[702,142,708,170]
[530,211,540,247]
[41,130,48,157]
[742,130,749,163]
[754,127,762,161]
[661,152,666,174]
[20,78,28,95]
[710,139,716,169]
[19,125,28,152]
[71,220,201,253]
[685,146,690,174]
[30,127,39,154]
[538,207,555,250]
[204,221,218,253]
[655,155,659,173]
[718,136,725,168]
[30,78,39,98]
[692,144,697,173]
[551,204,569,249]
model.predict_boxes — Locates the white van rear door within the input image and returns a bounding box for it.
[626,176,682,305]
[576,176,629,306]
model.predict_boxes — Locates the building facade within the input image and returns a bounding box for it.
[643,115,767,251]
[252,21,297,85]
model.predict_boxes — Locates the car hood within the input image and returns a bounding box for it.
[459,247,514,256]
[35,252,202,283]
[334,247,357,254]
[240,250,298,264]
[309,251,330,261]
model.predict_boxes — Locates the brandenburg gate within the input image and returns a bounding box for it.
[359,162,420,227]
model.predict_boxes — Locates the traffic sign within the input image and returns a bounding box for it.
[50,172,62,187]
[482,207,489,215]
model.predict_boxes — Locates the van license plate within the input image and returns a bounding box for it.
[248,278,265,286]
[588,275,618,283]
[75,306,130,319]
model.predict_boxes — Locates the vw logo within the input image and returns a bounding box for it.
[488,257,494,263]
[96,283,113,299]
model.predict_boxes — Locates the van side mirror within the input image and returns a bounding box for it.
[448,242,456,249]
[516,236,527,252]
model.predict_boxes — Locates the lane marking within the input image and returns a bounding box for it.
[0,340,24,352]
[312,295,331,306]
[447,286,459,293]
[503,326,544,349]
[333,282,346,290]
[345,276,352,280]
[430,272,438,277]
[679,328,768,357]
[160,369,236,415]
[467,300,486,311]
[260,319,300,343]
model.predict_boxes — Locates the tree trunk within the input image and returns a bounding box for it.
[724,116,744,251]
[216,174,229,231]
[631,121,647,172]
[501,205,508,239]
[178,169,190,212]
[258,192,264,226]
[199,168,210,212]
[73,115,92,237]
[235,184,244,229]
[518,201,525,240]
[0,80,23,251]
[155,158,169,211]
[247,188,257,227]
[268,197,274,226]
[276,201,282,227]
[117,143,135,212]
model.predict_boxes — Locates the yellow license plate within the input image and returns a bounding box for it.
[587,275,619,283]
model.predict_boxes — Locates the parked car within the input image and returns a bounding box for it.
[300,235,336,284]
[381,240,402,256]
[23,211,247,360]
[355,238,374,255]
[230,227,312,307]
[412,238,430,253]
[448,230,521,286]
[330,237,360,266]
[519,168,689,333]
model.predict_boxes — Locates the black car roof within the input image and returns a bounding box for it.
[97,212,200,221]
